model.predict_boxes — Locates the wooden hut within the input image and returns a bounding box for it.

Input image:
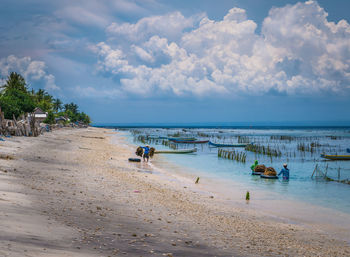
[33,107,47,122]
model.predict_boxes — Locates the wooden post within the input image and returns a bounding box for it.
[311,164,318,178]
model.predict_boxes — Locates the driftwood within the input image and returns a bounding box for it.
[0,108,42,137]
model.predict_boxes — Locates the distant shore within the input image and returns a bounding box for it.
[0,127,349,257]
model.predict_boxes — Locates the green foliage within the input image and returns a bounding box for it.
[31,89,53,112]
[0,87,35,119]
[53,98,63,112]
[44,111,55,125]
[0,72,91,124]
[1,72,28,93]
[64,102,78,114]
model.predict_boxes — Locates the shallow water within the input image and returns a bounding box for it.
[122,127,350,215]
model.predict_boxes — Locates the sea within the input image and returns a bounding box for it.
[95,124,350,239]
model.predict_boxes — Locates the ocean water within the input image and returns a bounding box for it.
[110,126,350,216]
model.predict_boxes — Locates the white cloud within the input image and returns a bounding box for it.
[92,1,350,97]
[0,55,60,91]
[106,11,198,43]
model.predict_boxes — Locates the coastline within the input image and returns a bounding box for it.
[116,130,350,243]
[0,127,349,256]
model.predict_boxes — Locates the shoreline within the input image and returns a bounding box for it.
[0,127,349,256]
[115,130,350,243]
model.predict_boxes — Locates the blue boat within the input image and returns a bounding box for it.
[209,141,248,147]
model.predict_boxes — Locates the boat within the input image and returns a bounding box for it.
[128,158,141,162]
[171,140,209,144]
[251,171,264,176]
[168,137,197,141]
[154,148,197,154]
[321,154,350,160]
[209,141,248,147]
[260,174,278,179]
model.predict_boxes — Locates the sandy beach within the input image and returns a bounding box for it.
[1,127,349,257]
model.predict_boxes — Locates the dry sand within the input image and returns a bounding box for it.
[0,127,349,257]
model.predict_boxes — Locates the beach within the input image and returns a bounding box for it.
[1,127,350,257]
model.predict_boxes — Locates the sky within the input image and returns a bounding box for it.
[1,0,350,124]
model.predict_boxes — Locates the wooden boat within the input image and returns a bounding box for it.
[209,141,248,147]
[171,140,209,144]
[251,171,264,176]
[321,154,350,160]
[260,174,278,179]
[168,137,197,141]
[154,148,197,154]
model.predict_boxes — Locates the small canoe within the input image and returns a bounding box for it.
[321,154,350,160]
[252,171,264,176]
[128,158,141,162]
[209,141,247,147]
[171,140,209,144]
[260,174,278,179]
[154,148,197,154]
[168,137,197,141]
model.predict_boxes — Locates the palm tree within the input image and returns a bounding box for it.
[53,98,63,113]
[65,102,78,114]
[36,89,47,102]
[1,72,28,93]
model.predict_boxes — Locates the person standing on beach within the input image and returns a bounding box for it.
[278,163,290,180]
[141,145,150,162]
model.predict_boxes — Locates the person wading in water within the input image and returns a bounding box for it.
[278,163,290,180]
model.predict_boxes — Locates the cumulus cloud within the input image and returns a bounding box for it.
[106,11,198,43]
[0,55,60,91]
[92,1,350,97]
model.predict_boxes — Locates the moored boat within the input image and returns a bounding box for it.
[171,140,209,144]
[321,154,350,160]
[168,137,197,141]
[154,148,197,154]
[260,174,278,179]
[209,141,248,147]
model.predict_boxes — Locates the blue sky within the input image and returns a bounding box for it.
[1,0,349,124]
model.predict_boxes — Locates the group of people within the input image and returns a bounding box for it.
[251,160,290,180]
[140,145,290,179]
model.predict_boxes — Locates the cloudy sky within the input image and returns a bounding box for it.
[1,0,349,124]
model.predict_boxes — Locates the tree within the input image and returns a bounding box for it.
[64,102,78,114]
[0,72,28,93]
[44,111,55,124]
[77,112,91,124]
[53,98,63,113]
[0,87,35,119]
[33,89,53,112]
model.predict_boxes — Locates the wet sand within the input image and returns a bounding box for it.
[0,127,349,256]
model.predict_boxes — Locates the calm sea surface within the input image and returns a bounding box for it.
[104,126,350,215]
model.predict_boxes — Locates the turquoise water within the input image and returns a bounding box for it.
[120,127,350,214]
